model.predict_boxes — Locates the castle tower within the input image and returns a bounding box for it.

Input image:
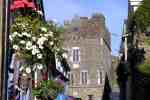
[63,13,111,100]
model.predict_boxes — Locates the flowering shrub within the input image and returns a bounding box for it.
[10,16,65,67]
[32,80,64,100]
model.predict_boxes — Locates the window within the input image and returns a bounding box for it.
[73,27,79,32]
[81,71,88,84]
[72,47,80,63]
[68,72,74,85]
[87,95,93,100]
[145,32,150,36]
[100,38,103,45]
[98,69,103,84]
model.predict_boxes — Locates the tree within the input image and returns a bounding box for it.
[135,0,150,32]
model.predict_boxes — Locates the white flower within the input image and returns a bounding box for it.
[11,34,16,38]
[37,64,43,70]
[37,54,43,59]
[26,34,31,37]
[37,37,47,46]
[9,35,13,41]
[13,45,19,50]
[37,10,43,16]
[17,23,21,26]
[33,63,43,70]
[22,32,31,37]
[32,45,37,50]
[18,33,23,37]
[56,48,60,51]
[22,73,27,77]
[19,66,24,71]
[48,31,53,37]
[62,53,68,59]
[44,34,49,37]
[32,50,36,55]
[37,39,44,46]
[36,49,40,53]
[41,27,47,32]
[11,32,18,38]
[32,45,40,55]
[20,40,25,44]
[39,45,44,49]
[26,41,32,50]
[13,32,18,35]
[50,41,54,46]
[32,37,36,41]
[26,67,31,73]
[41,37,48,41]
[22,32,28,36]
[49,31,53,34]
[40,34,43,36]
[22,24,26,28]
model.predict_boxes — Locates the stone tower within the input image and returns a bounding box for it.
[63,13,111,100]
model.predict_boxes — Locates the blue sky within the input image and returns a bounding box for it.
[43,0,128,56]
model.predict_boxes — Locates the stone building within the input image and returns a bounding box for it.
[0,0,3,98]
[111,56,119,85]
[63,13,111,100]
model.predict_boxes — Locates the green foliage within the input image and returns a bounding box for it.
[135,0,150,32]
[143,38,150,46]
[32,80,64,100]
[138,61,150,75]
[111,79,118,86]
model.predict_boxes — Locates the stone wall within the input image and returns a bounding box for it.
[138,33,150,61]
[0,0,3,98]
[63,13,111,100]
[68,86,104,100]
[130,32,150,100]
[111,56,119,85]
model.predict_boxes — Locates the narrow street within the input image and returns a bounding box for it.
[1,0,150,100]
[111,87,120,100]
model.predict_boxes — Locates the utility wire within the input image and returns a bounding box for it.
[111,33,122,38]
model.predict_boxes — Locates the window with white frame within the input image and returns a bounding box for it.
[68,72,74,85]
[97,69,103,84]
[80,71,88,84]
[100,38,103,46]
[72,47,80,63]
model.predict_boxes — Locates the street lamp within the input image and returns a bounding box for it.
[0,0,11,100]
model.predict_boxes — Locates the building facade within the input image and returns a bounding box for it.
[0,0,3,98]
[63,13,111,100]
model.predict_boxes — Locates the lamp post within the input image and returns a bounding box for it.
[0,0,10,99]
[0,0,3,98]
